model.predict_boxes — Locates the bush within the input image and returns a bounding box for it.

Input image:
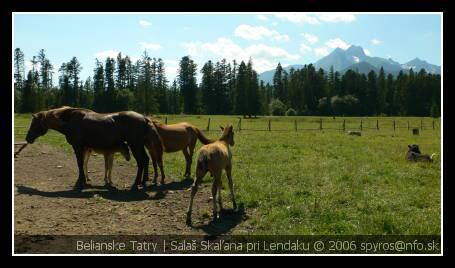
[269,99,287,116]
[330,94,359,116]
[430,102,440,118]
[285,108,297,116]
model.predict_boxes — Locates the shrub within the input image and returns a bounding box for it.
[285,108,297,116]
[269,99,287,116]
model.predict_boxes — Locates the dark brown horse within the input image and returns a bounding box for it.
[144,119,213,184]
[25,106,154,190]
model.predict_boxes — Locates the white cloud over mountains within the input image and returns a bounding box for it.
[325,38,350,50]
[182,38,300,73]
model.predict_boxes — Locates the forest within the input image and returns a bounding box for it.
[14,48,441,117]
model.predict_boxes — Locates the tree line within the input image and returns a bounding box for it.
[14,48,441,117]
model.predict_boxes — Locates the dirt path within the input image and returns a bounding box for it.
[14,142,247,236]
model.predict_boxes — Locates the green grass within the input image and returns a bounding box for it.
[15,114,441,235]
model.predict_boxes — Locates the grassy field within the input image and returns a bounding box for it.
[14,114,441,235]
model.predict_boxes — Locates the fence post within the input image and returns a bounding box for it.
[238,118,242,132]
[421,119,423,130]
[376,119,379,130]
[319,118,323,131]
[268,119,271,131]
[393,120,396,132]
[408,121,410,130]
[343,119,346,132]
[360,120,363,131]
[294,120,297,132]
[165,116,168,125]
[433,120,435,130]
[207,117,211,131]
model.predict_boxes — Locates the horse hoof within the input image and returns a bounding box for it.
[130,185,140,191]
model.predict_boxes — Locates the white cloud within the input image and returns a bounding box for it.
[234,25,289,42]
[274,13,320,25]
[272,34,290,42]
[352,56,360,63]
[317,13,356,23]
[363,48,371,56]
[274,13,356,25]
[139,20,152,27]
[300,43,312,53]
[314,47,329,57]
[325,38,350,50]
[94,50,119,60]
[139,42,162,51]
[302,33,318,44]
[182,38,300,73]
[371,39,382,45]
[386,54,392,59]
[256,14,268,21]
[272,22,278,26]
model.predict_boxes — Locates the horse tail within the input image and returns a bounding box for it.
[146,119,166,152]
[194,127,213,145]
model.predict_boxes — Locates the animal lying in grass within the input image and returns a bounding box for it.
[348,131,362,136]
[83,142,131,187]
[406,144,437,163]
[186,125,236,226]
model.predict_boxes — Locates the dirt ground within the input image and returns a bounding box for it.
[14,143,248,237]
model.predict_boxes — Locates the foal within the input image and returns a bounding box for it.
[186,125,236,226]
[146,119,213,184]
[83,142,131,187]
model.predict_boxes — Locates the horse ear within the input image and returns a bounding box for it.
[219,126,224,131]
[408,144,411,148]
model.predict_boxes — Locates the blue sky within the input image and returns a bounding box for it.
[14,13,442,84]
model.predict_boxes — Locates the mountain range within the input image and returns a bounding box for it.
[259,45,440,84]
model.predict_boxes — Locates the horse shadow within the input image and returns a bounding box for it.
[193,203,246,237]
[145,177,194,200]
[15,185,150,202]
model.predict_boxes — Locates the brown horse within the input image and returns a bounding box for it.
[25,106,152,190]
[186,125,236,226]
[145,119,213,184]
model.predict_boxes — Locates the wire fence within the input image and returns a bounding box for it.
[15,117,440,137]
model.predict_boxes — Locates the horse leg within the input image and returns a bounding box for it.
[157,152,165,185]
[142,149,150,188]
[212,171,222,221]
[145,144,159,184]
[186,167,207,226]
[217,176,223,212]
[103,154,109,186]
[72,145,87,190]
[83,149,90,182]
[129,145,145,191]
[226,165,237,210]
[182,148,191,178]
[187,139,197,177]
[107,153,114,186]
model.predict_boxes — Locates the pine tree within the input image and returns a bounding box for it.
[234,61,248,116]
[93,59,105,112]
[178,56,198,114]
[14,48,25,112]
